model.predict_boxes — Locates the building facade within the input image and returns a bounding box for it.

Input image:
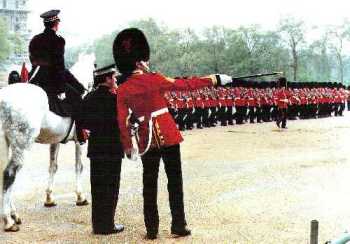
[0,0,30,64]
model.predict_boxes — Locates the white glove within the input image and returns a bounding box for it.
[216,74,232,86]
[126,147,139,161]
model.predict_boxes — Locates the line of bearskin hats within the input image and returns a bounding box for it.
[229,80,345,89]
[113,28,150,74]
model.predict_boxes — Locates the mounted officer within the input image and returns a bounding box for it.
[28,9,86,144]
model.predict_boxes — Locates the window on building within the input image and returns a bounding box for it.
[3,0,7,9]
[16,0,19,9]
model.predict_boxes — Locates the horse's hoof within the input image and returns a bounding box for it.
[11,215,22,225]
[76,199,89,206]
[5,224,20,232]
[44,202,57,208]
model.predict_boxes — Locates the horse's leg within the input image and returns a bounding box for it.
[75,142,88,206]
[0,125,8,230]
[9,184,21,225]
[44,144,59,207]
[3,148,23,232]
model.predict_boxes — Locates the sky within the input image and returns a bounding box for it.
[27,0,350,47]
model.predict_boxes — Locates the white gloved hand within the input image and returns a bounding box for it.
[126,147,139,161]
[215,74,232,86]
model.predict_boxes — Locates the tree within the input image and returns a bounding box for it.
[0,17,10,67]
[300,34,333,82]
[9,33,25,58]
[201,26,229,74]
[67,17,350,83]
[278,17,306,81]
[327,20,350,83]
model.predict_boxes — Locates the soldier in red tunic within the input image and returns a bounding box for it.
[113,28,231,240]
[276,77,289,129]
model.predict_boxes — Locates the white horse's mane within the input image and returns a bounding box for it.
[70,53,96,90]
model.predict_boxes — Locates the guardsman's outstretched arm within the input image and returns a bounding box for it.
[155,73,231,92]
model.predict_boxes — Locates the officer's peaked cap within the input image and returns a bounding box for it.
[40,10,60,23]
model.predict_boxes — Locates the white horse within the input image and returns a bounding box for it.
[0,53,95,232]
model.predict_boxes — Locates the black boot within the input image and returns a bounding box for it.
[146,231,158,240]
[171,226,191,237]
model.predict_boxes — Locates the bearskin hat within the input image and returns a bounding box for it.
[113,28,150,74]
[277,77,287,88]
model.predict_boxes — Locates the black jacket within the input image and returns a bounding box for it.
[29,28,85,117]
[81,86,124,158]
[29,28,65,72]
[29,28,84,96]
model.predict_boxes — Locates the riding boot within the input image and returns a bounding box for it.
[70,95,88,145]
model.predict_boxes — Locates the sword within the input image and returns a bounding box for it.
[232,72,284,80]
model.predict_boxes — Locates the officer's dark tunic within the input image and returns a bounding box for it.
[29,28,85,116]
[81,86,124,234]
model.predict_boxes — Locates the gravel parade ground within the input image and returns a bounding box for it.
[2,114,350,243]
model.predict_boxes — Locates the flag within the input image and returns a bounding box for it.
[20,62,29,83]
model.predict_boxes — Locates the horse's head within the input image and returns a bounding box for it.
[70,53,96,92]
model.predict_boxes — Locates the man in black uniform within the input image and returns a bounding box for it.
[80,65,124,235]
[29,10,86,144]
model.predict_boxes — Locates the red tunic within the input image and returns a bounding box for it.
[226,96,234,107]
[235,97,245,107]
[117,72,214,154]
[195,97,205,108]
[276,89,289,109]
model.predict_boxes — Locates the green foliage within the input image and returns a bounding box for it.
[0,17,10,67]
[66,17,350,84]
[9,33,25,57]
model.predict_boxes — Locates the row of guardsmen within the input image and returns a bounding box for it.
[164,86,348,130]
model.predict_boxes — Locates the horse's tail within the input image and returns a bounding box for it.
[0,118,9,218]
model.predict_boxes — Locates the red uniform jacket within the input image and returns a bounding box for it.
[195,97,205,108]
[117,72,214,154]
[276,89,289,109]
[175,98,185,109]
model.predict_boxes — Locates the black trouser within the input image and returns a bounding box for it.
[177,109,186,130]
[256,106,263,123]
[141,145,186,234]
[185,108,194,129]
[262,105,270,122]
[203,108,210,127]
[219,106,227,125]
[90,156,122,234]
[227,106,234,124]
[209,107,217,125]
[271,106,278,121]
[235,106,244,124]
[277,108,287,128]
[195,108,204,128]
[248,106,255,123]
[30,67,86,142]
